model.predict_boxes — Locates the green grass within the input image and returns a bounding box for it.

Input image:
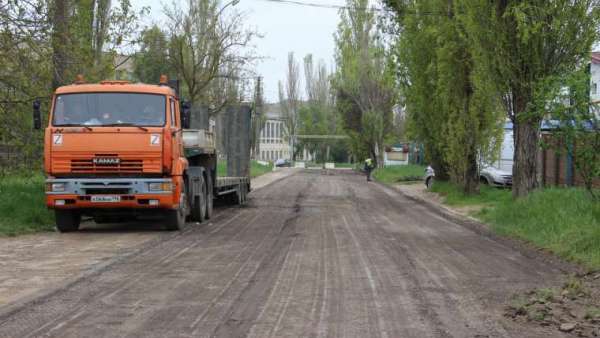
[430,181,600,270]
[217,160,273,178]
[373,165,427,184]
[0,174,54,236]
[250,161,273,178]
[430,181,512,207]
[479,188,600,270]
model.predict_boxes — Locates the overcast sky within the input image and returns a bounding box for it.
[131,0,347,103]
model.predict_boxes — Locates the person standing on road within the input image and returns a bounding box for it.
[364,158,374,182]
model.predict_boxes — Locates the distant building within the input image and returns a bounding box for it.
[591,52,600,103]
[257,103,314,162]
[258,103,290,162]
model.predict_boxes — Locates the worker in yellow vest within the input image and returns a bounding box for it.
[364,158,374,182]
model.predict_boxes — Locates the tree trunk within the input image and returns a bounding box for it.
[52,0,69,89]
[513,119,540,198]
[463,147,479,194]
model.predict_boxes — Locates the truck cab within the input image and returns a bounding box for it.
[39,76,217,232]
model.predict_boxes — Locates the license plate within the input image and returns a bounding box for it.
[91,195,121,203]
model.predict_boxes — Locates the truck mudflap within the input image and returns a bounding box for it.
[45,178,178,209]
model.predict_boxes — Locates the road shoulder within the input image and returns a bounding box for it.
[0,168,297,314]
[389,182,582,275]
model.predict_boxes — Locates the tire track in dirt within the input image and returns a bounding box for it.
[0,207,263,338]
[209,176,314,338]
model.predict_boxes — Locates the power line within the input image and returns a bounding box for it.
[249,0,388,12]
[246,0,445,15]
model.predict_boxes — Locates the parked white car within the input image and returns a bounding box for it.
[480,166,512,187]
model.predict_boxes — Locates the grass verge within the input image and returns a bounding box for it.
[480,188,600,270]
[373,165,426,184]
[0,174,54,236]
[430,181,600,270]
[217,160,273,178]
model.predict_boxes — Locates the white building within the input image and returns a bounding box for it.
[257,103,315,162]
[258,103,290,162]
[591,52,600,103]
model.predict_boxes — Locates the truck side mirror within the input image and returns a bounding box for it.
[181,102,191,129]
[33,99,41,130]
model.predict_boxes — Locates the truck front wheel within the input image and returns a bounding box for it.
[165,193,187,231]
[55,210,81,233]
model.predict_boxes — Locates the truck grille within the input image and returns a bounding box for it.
[71,158,144,173]
[84,188,131,195]
[51,152,162,174]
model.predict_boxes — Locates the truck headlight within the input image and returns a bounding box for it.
[148,182,173,192]
[51,183,66,192]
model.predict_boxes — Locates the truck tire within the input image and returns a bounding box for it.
[165,193,186,231]
[237,187,243,205]
[205,173,213,220]
[55,210,81,233]
[191,176,206,222]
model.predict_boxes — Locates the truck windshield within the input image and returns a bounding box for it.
[52,93,166,127]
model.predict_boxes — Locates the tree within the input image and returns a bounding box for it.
[50,0,139,87]
[384,0,506,192]
[279,52,301,160]
[164,0,258,113]
[537,70,600,200]
[459,0,600,198]
[134,26,172,83]
[0,0,140,171]
[333,0,396,167]
[298,54,339,162]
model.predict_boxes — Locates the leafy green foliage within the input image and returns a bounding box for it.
[535,70,600,200]
[333,0,396,167]
[387,0,504,194]
[0,0,142,171]
[134,26,173,83]
[458,0,600,197]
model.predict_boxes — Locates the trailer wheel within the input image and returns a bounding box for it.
[205,173,213,220]
[55,210,81,233]
[237,186,244,205]
[166,193,186,231]
[191,176,207,222]
[240,183,248,205]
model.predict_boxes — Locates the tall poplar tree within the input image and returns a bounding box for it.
[459,0,600,197]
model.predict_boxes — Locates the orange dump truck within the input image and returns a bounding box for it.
[36,76,249,232]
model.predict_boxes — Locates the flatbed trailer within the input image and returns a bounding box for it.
[183,129,250,221]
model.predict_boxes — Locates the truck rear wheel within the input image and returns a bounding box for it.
[191,176,207,222]
[205,173,213,220]
[55,210,81,233]
[166,193,187,231]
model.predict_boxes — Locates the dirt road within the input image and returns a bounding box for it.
[0,170,568,337]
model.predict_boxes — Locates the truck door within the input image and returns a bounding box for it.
[170,97,184,159]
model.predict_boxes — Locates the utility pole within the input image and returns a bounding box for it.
[251,76,264,160]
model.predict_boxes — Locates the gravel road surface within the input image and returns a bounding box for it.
[0,170,567,337]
